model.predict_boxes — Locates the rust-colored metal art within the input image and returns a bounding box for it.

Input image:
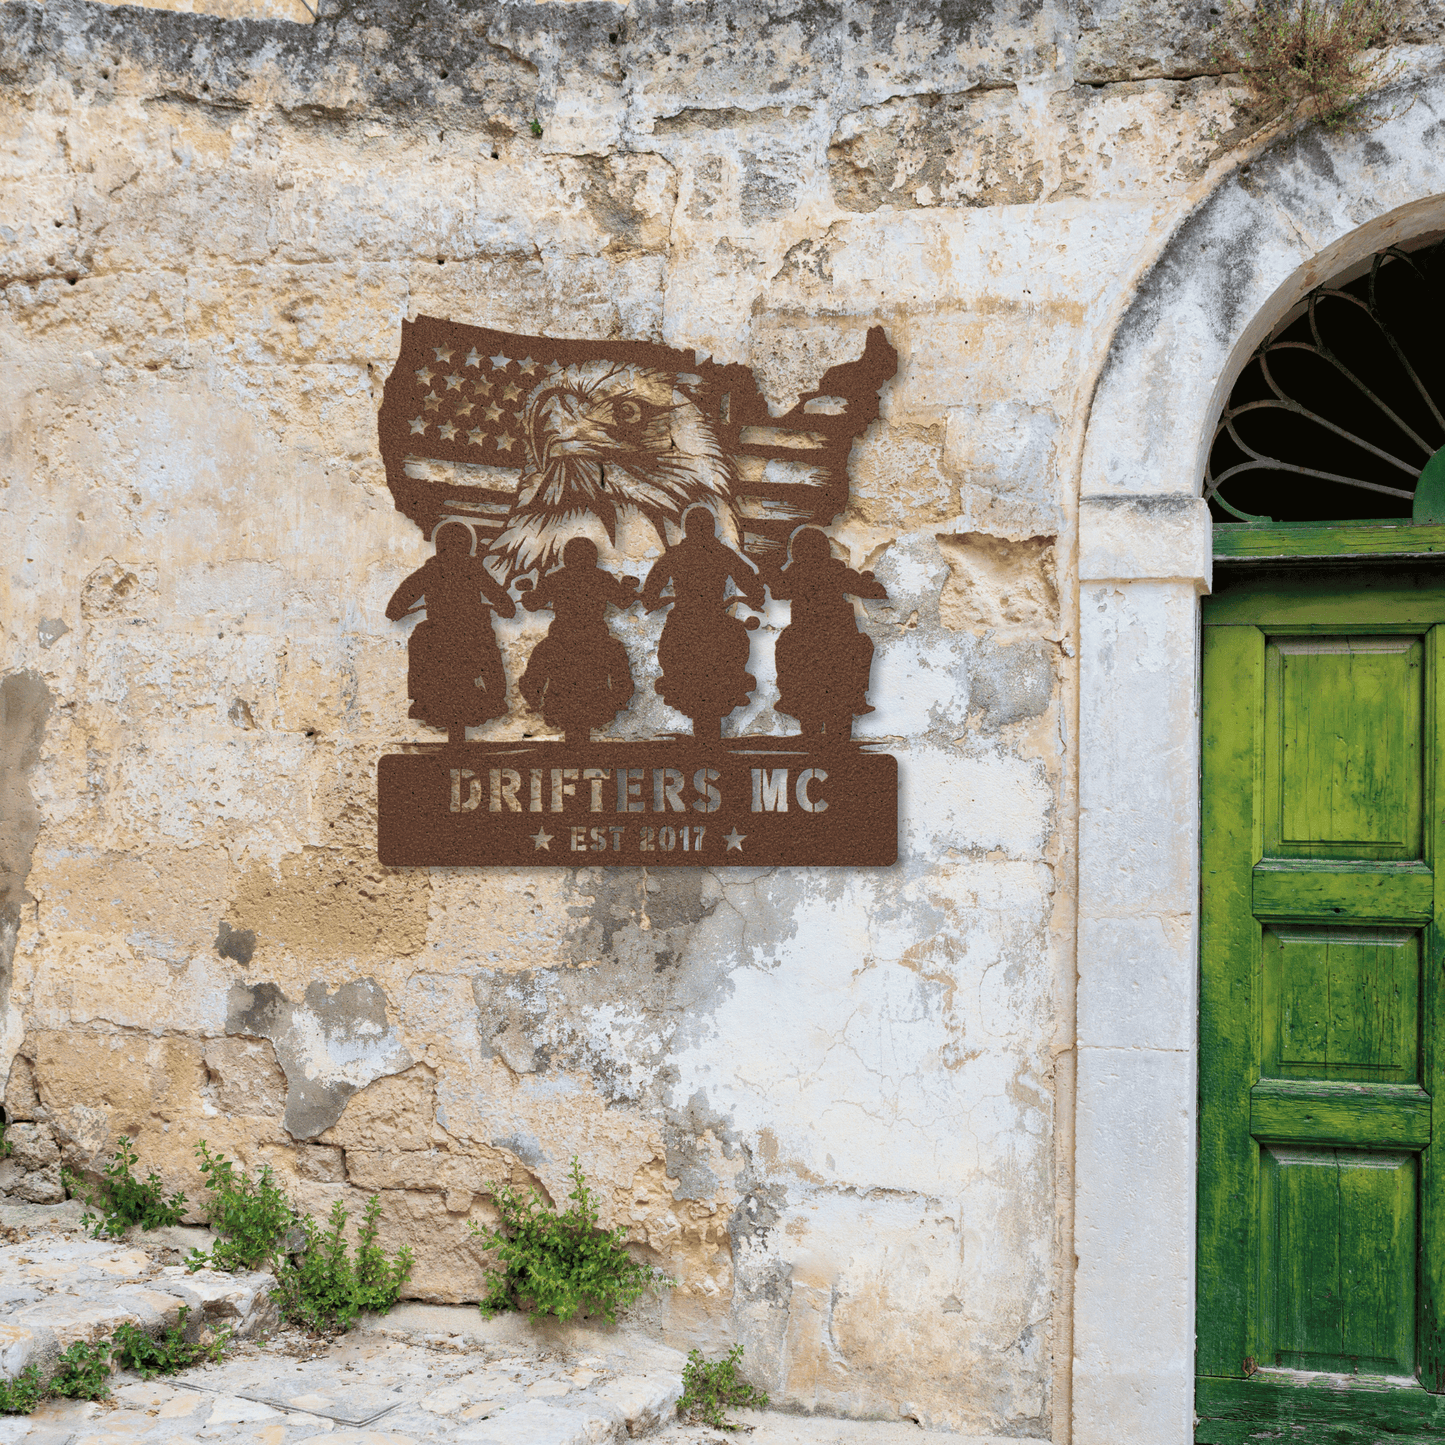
[375,318,899,867]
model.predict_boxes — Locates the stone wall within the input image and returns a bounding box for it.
[4,0,1444,1437]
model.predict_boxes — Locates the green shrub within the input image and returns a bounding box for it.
[47,1340,111,1401]
[188,1140,293,1272]
[63,1137,187,1240]
[470,1157,669,1322]
[187,1142,410,1336]
[272,1195,414,1336]
[677,1346,769,1430]
[0,1364,45,1415]
[111,1308,230,1379]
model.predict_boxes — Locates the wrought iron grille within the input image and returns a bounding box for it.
[1206,238,1445,523]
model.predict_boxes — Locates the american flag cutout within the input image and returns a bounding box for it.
[377,318,898,580]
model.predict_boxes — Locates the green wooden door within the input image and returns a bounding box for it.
[1198,568,1445,1442]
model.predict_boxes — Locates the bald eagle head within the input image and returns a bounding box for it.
[488,361,736,581]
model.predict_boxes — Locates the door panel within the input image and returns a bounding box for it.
[1265,927,1417,1081]
[1198,569,1445,1440]
[1263,1145,1417,1375]
[1269,636,1423,860]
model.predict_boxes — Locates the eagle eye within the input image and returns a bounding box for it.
[613,399,644,426]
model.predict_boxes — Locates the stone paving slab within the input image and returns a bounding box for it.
[0,1228,278,1381]
[0,1209,990,1444]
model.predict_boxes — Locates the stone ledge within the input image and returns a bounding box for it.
[0,1225,277,1382]
[1079,494,1211,590]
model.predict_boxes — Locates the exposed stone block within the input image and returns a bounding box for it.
[594,1372,684,1437]
[3,1056,41,1123]
[12,1165,64,1206]
[155,1266,281,1341]
[3,1124,59,1173]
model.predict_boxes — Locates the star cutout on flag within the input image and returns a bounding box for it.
[445,373,463,391]
[496,432,516,453]
[530,827,553,850]
[467,428,485,446]
[438,421,457,440]
[454,401,474,418]
[474,378,493,396]
[414,366,434,385]
[724,828,746,851]
[490,353,511,370]
[484,403,503,422]
[546,361,563,375]
[518,355,538,374]
[465,348,482,367]
[502,382,522,402]
[423,392,443,412]
[409,416,427,434]
[433,346,453,362]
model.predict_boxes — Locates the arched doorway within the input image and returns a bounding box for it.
[1073,75,1445,1445]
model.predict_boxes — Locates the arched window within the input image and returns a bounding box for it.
[1207,236,1445,525]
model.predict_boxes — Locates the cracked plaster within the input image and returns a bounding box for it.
[5,0,1445,1437]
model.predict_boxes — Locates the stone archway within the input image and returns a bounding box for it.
[1072,69,1445,1445]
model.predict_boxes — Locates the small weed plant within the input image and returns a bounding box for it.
[64,1137,187,1239]
[188,1140,294,1272]
[470,1157,668,1322]
[0,1365,44,1415]
[0,1120,11,1160]
[273,1195,414,1336]
[0,1313,234,1414]
[111,1308,229,1379]
[677,1346,769,1430]
[187,1142,410,1336]
[1213,0,1404,131]
[47,1340,112,1401]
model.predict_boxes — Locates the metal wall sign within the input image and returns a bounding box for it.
[374,318,899,867]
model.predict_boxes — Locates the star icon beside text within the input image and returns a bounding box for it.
[530,828,553,851]
[724,828,746,851]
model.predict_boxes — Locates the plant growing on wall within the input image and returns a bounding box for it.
[677,1346,770,1430]
[187,1140,294,1272]
[186,1141,412,1335]
[63,1137,187,1239]
[470,1157,670,1322]
[271,1195,414,1335]
[1213,0,1403,130]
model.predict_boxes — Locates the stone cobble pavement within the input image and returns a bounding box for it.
[0,1205,968,1445]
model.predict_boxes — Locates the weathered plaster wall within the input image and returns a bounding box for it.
[3,0,1444,1437]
